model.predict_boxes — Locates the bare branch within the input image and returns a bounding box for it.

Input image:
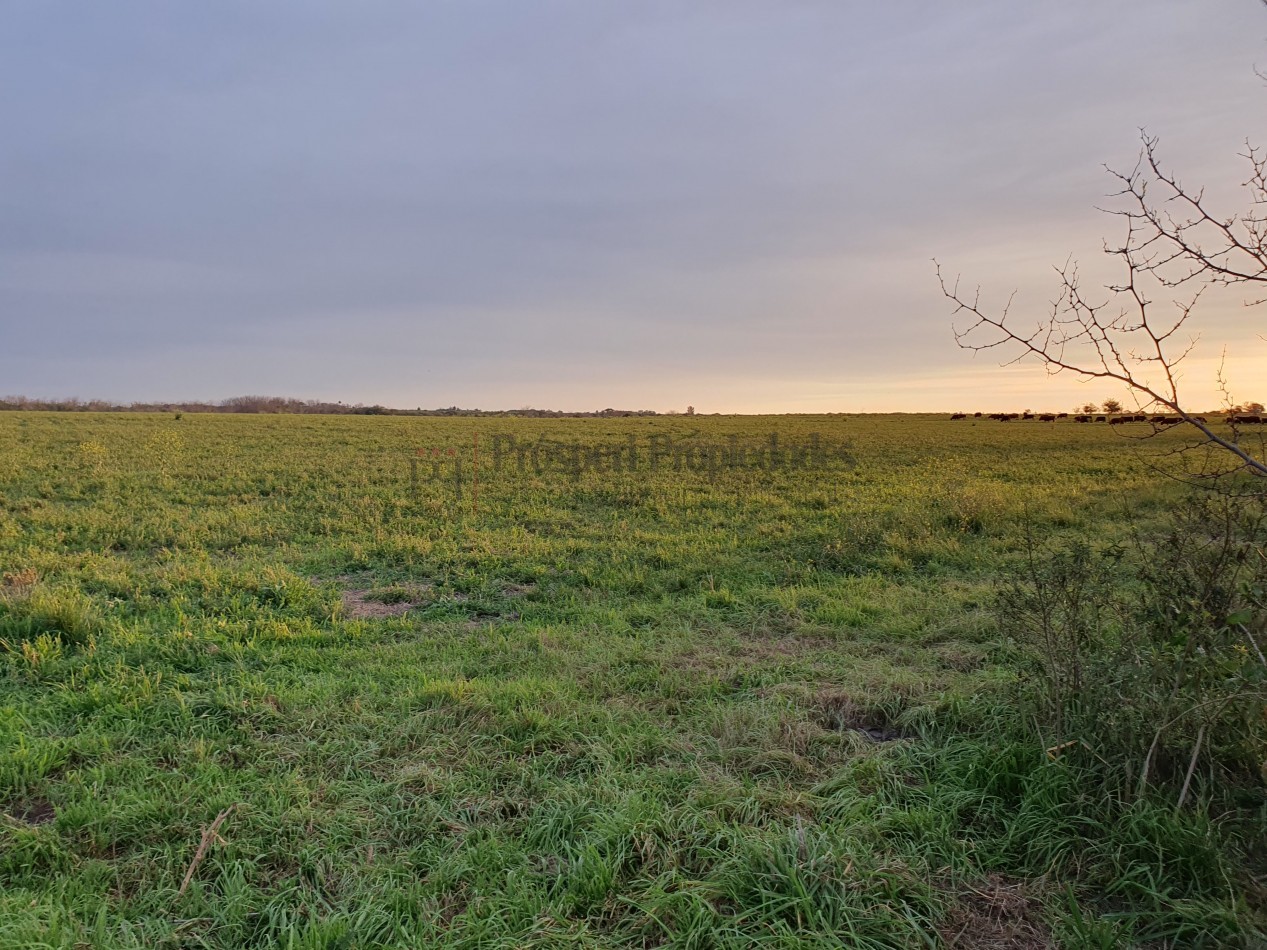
[938,133,1267,482]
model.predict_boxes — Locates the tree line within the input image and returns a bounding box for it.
[0,395,660,418]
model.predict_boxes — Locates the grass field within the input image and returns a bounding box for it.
[1,411,1262,948]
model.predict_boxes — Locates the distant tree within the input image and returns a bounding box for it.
[1078,402,1099,414]
[1102,399,1123,414]
[686,406,696,416]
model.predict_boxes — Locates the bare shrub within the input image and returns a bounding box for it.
[999,494,1267,806]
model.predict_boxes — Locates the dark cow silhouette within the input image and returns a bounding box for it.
[1095,415,1107,422]
[950,412,967,419]
[1074,415,1091,423]
[1038,413,1056,421]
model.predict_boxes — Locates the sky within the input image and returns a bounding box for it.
[2,1,1266,413]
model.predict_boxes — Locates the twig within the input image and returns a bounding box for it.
[1045,739,1080,760]
[1240,622,1267,666]
[178,806,235,896]
[937,129,1267,483]
[1176,724,1207,811]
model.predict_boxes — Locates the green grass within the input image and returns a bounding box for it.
[0,412,1261,947]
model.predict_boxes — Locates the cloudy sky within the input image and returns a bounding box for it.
[3,1,1265,412]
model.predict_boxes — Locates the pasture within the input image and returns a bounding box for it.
[0,411,1262,947]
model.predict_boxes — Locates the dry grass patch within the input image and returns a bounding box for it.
[1,568,38,591]
[939,875,1053,949]
[340,588,416,619]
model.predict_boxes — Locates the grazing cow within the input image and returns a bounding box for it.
[1150,416,1168,424]
[1039,413,1056,421]
[1134,414,1147,422]
[1109,416,1127,425]
[1193,417,1208,424]
[1021,412,1034,419]
[950,412,967,419]
[1007,413,1021,420]
[973,411,983,417]
[1095,415,1107,422]
[1231,415,1263,425]
[1056,412,1068,418]
[1074,415,1091,423]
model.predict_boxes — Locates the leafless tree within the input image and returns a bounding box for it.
[937,132,1267,479]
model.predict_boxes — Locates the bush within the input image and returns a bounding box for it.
[998,492,1267,807]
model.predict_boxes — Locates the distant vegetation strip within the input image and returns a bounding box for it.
[0,395,661,417]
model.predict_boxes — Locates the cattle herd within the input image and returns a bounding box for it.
[948,412,1265,425]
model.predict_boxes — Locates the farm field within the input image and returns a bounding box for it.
[0,411,1262,948]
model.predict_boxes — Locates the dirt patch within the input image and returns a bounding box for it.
[813,692,908,742]
[325,575,434,620]
[326,575,532,625]
[463,611,520,631]
[7,797,55,826]
[340,589,415,619]
[939,875,1054,949]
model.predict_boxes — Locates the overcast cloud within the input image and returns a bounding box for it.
[2,1,1265,411]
